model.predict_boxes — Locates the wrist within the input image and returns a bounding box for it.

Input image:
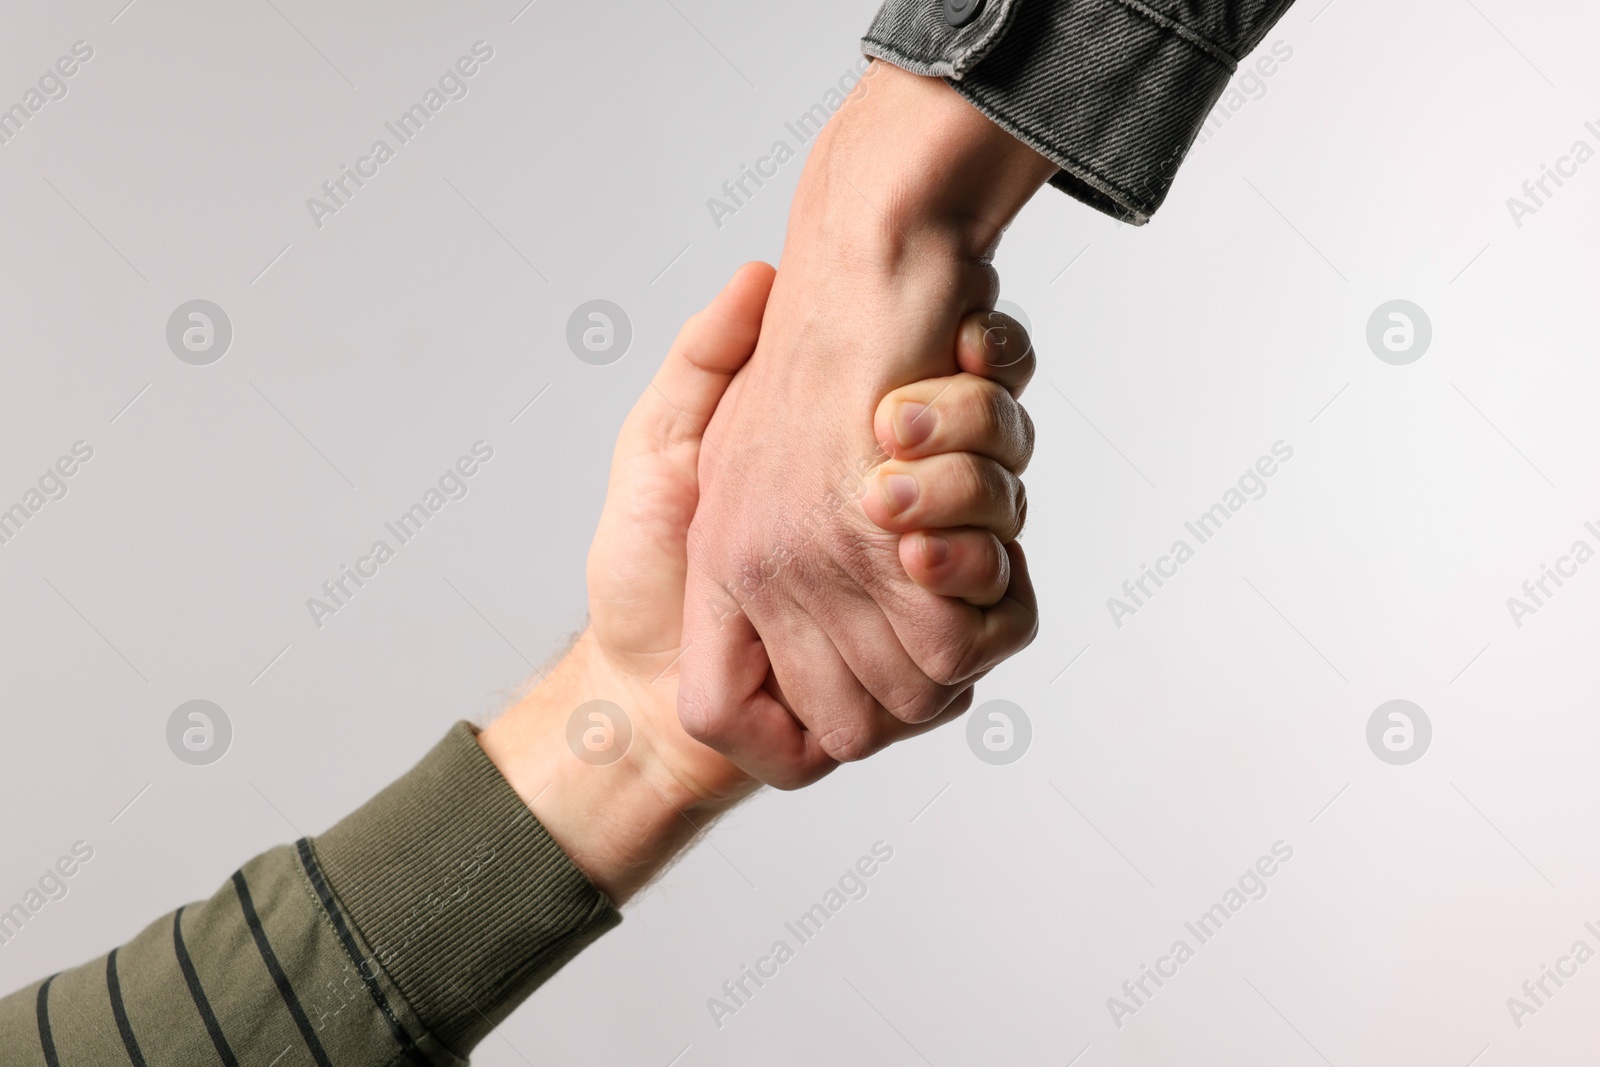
[478,631,750,902]
[798,60,1057,262]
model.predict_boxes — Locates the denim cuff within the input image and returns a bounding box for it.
[864,0,1282,224]
[861,0,1027,78]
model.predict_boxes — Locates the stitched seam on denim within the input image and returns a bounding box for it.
[946,77,1152,217]
[861,0,1020,75]
[1108,0,1238,69]
[869,0,1236,74]
[1052,172,1144,222]
[862,35,961,73]
[950,0,1024,77]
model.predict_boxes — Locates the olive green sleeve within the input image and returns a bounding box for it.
[0,722,621,1066]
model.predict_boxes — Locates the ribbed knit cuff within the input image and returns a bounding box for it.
[310,722,620,1056]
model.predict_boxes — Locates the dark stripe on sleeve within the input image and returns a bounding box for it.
[173,905,241,1067]
[231,870,335,1067]
[107,948,149,1067]
[36,975,60,1067]
[295,838,433,1067]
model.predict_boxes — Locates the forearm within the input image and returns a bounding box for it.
[479,629,749,904]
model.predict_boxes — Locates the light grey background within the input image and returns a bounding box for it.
[2,0,1596,1063]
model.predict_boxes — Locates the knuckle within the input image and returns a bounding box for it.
[883,682,944,725]
[979,460,1020,523]
[950,453,990,509]
[923,636,977,687]
[982,383,1013,437]
[1016,406,1036,470]
[896,598,979,686]
[676,696,725,745]
[954,379,1003,443]
[1008,479,1028,541]
[816,720,877,763]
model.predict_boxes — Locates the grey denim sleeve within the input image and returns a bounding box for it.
[862,0,1297,224]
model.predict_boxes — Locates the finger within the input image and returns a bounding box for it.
[640,261,776,442]
[876,541,1038,687]
[967,541,1039,675]
[676,572,836,790]
[761,616,913,766]
[897,682,977,741]
[861,454,1026,541]
[814,593,969,726]
[832,681,982,751]
[956,310,1035,397]
[899,528,1010,606]
[873,373,1035,472]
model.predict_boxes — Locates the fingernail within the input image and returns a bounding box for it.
[882,473,918,515]
[894,402,934,448]
[920,533,949,567]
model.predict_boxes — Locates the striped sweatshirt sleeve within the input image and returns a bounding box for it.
[0,722,621,1066]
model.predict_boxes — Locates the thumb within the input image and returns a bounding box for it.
[641,261,776,441]
[588,262,776,663]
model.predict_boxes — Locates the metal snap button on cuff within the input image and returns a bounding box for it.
[944,0,983,28]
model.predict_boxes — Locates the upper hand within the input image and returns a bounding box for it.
[591,275,1040,803]
[676,252,1041,789]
